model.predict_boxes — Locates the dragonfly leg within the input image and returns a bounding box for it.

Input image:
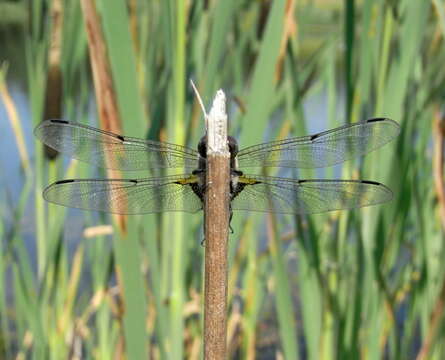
[192,168,205,175]
[229,204,234,234]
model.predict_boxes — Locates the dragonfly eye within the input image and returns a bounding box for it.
[228,136,238,157]
[198,136,238,158]
[198,136,207,158]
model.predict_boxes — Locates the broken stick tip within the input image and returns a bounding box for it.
[207,89,228,154]
[210,90,226,119]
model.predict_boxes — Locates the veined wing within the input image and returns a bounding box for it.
[34,120,199,170]
[232,175,393,214]
[237,118,400,169]
[43,174,202,214]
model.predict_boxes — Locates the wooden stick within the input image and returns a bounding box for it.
[204,90,230,359]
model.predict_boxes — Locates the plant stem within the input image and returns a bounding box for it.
[204,90,230,360]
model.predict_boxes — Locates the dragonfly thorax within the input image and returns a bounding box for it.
[197,136,239,159]
[197,135,239,173]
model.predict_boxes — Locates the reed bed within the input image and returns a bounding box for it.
[1,0,445,359]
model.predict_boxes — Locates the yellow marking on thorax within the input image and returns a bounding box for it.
[238,176,261,185]
[175,175,199,185]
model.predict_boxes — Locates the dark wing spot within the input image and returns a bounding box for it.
[310,134,320,141]
[55,179,75,184]
[366,118,386,123]
[50,119,69,124]
[360,180,381,185]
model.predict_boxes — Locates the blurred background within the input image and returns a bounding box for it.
[1,0,445,359]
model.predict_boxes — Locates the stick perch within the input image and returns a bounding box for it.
[203,89,230,359]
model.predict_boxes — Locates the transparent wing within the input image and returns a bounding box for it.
[237,118,400,169]
[232,175,393,214]
[34,120,199,170]
[43,174,203,214]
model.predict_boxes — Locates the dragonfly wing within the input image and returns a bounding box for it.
[34,120,199,170]
[237,118,400,169]
[231,175,393,214]
[43,174,203,214]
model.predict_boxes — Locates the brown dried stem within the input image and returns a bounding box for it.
[204,90,230,360]
[43,0,63,159]
[80,0,126,232]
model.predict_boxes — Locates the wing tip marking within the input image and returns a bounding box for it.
[366,118,400,130]
[49,119,70,124]
[54,179,75,185]
[366,117,387,123]
[360,180,382,186]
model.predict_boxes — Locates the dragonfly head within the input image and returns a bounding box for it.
[197,136,239,159]
[228,136,239,158]
[197,136,206,157]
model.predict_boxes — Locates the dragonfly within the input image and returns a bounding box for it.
[34,118,400,220]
